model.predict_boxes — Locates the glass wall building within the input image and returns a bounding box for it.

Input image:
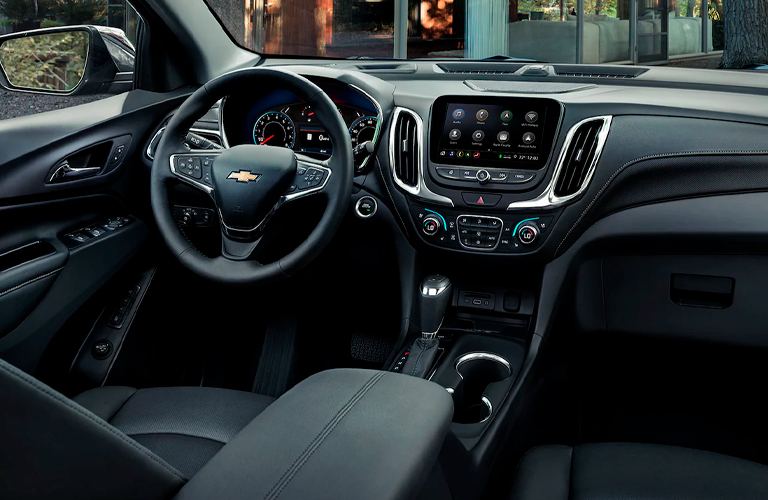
[207,0,722,64]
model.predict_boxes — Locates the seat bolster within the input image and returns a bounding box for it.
[509,445,573,500]
[73,386,137,421]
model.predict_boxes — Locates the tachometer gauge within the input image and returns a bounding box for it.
[253,111,295,148]
[349,116,378,147]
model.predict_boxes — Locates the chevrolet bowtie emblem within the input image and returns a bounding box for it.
[227,170,261,183]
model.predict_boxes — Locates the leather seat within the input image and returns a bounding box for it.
[73,386,274,477]
[510,443,768,500]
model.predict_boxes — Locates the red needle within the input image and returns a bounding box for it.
[259,135,274,145]
[308,112,315,116]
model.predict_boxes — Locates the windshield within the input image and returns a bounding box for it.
[204,0,767,70]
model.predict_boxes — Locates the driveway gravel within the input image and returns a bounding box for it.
[1,90,109,121]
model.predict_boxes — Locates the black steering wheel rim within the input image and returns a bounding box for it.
[151,68,353,285]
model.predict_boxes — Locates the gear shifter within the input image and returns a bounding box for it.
[401,275,452,378]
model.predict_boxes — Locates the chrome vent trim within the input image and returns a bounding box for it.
[389,107,454,207]
[557,72,636,79]
[507,116,612,210]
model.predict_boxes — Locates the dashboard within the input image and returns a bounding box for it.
[220,78,380,169]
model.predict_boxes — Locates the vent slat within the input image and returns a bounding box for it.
[553,120,605,198]
[393,111,419,187]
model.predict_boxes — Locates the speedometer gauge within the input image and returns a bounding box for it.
[349,116,378,147]
[253,111,295,148]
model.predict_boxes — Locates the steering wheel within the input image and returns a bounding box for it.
[151,68,353,285]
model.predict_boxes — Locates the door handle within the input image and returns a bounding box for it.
[48,161,101,183]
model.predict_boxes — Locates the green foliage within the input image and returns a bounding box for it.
[0,0,42,25]
[0,31,87,91]
[40,19,62,28]
[50,0,106,25]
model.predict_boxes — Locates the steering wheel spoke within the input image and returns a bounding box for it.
[169,150,223,195]
[283,156,332,202]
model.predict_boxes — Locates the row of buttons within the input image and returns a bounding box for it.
[175,155,215,185]
[436,166,536,184]
[65,217,132,248]
[457,215,502,249]
[391,350,410,372]
[107,285,140,330]
[286,165,327,193]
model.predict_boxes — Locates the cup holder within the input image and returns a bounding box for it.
[451,353,512,424]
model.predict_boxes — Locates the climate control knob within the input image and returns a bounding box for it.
[518,224,539,245]
[422,216,442,237]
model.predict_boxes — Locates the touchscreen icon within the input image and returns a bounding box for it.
[525,111,539,123]
[449,129,461,140]
[457,151,465,158]
[497,131,510,143]
[500,110,513,122]
[522,132,536,144]
[473,152,481,159]
[472,130,485,142]
[475,109,489,121]
[452,108,465,120]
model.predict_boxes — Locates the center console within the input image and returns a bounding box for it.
[392,95,568,255]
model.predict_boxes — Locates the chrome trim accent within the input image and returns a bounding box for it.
[147,126,223,160]
[354,196,378,219]
[48,161,101,183]
[478,396,493,424]
[389,107,454,207]
[445,387,455,394]
[456,215,504,252]
[168,152,218,194]
[506,115,612,210]
[284,160,332,201]
[348,84,384,172]
[454,352,512,373]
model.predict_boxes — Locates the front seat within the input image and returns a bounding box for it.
[510,443,768,500]
[0,356,272,499]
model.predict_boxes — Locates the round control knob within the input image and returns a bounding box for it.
[476,169,491,184]
[422,216,441,237]
[518,224,539,245]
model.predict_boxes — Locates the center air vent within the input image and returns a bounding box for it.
[391,108,421,188]
[553,117,611,199]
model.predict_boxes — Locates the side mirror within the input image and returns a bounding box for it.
[0,25,135,96]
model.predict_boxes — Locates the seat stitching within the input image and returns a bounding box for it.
[264,371,386,500]
[0,267,63,298]
[0,361,187,481]
[555,150,768,257]
[105,388,138,422]
[128,431,228,446]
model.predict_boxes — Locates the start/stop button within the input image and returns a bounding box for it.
[355,196,377,219]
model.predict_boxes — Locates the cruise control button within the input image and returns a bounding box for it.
[461,192,501,207]
[436,167,460,180]
[508,171,536,184]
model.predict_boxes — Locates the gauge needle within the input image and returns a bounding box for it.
[308,112,315,116]
[259,135,274,145]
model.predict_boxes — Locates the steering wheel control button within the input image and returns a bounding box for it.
[91,340,113,360]
[449,129,461,141]
[296,167,326,191]
[525,111,539,123]
[522,132,536,144]
[355,196,378,219]
[423,216,442,236]
[518,224,539,245]
[508,171,536,184]
[461,192,501,207]
[175,156,203,180]
[476,169,491,184]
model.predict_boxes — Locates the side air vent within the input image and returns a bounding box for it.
[553,117,611,199]
[391,109,420,188]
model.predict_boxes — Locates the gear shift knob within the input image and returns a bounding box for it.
[420,275,452,338]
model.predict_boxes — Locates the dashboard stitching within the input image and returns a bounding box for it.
[555,150,768,257]
[378,156,410,238]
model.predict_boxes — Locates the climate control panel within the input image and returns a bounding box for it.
[409,202,557,253]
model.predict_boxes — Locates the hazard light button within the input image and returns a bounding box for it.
[461,192,502,207]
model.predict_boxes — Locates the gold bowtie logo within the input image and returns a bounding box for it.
[227,170,261,183]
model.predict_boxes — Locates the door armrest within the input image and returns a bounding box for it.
[175,369,453,500]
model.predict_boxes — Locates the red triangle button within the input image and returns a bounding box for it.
[477,196,485,204]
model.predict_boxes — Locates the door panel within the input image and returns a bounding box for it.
[0,89,192,374]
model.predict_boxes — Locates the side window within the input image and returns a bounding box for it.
[0,0,140,120]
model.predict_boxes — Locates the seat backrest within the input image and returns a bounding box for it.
[0,357,185,500]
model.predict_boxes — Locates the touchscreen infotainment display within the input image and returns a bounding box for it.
[430,96,561,169]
